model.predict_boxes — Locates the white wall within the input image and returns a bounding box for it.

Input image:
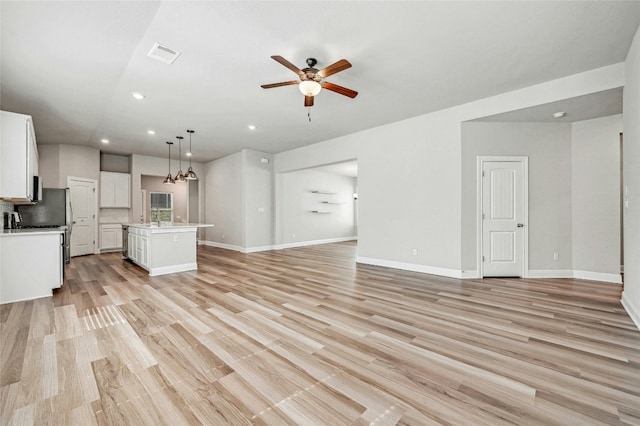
[203,152,243,247]
[280,169,356,245]
[571,115,623,281]
[203,149,274,251]
[461,122,573,274]
[273,64,624,278]
[38,144,100,188]
[242,150,274,249]
[622,26,640,328]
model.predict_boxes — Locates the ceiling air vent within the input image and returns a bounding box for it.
[147,42,181,64]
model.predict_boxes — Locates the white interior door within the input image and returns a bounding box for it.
[481,159,527,277]
[69,178,96,257]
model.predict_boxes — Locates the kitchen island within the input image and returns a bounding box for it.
[126,223,213,276]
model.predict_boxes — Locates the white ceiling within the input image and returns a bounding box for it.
[2,1,639,163]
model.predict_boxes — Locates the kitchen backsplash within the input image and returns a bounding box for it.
[0,200,14,213]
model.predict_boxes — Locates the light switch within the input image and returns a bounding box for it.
[257,207,265,213]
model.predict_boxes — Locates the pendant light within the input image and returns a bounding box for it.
[174,136,186,182]
[185,129,198,180]
[162,141,175,184]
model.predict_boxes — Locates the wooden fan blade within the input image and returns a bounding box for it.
[261,80,299,89]
[304,95,314,107]
[271,55,303,75]
[317,59,352,78]
[322,81,358,98]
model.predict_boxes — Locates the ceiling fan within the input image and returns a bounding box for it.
[261,56,358,107]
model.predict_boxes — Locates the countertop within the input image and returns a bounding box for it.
[128,223,214,230]
[0,227,65,237]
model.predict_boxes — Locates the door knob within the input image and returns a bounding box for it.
[517,223,524,227]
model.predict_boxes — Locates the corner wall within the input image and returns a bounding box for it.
[461,122,573,275]
[571,115,623,282]
[622,27,640,328]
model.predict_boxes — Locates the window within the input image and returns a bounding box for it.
[150,192,173,223]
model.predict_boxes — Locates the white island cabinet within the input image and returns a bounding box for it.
[126,223,212,276]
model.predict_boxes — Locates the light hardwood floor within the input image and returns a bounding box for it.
[1,242,639,425]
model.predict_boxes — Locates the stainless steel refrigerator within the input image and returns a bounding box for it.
[16,188,72,264]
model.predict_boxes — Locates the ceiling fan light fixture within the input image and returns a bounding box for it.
[299,80,321,97]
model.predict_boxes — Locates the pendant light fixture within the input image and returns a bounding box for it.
[162,141,175,184]
[174,136,186,182]
[185,129,198,180]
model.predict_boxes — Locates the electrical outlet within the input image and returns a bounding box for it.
[553,252,559,261]
[412,248,418,255]
[173,235,178,242]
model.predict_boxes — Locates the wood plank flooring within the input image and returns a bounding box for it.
[1,241,639,425]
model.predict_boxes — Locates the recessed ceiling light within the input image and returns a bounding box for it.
[186,152,192,157]
[147,129,156,135]
[552,111,566,118]
[101,138,109,144]
[248,124,257,130]
[131,92,145,100]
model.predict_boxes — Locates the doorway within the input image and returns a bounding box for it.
[68,176,97,257]
[477,157,529,277]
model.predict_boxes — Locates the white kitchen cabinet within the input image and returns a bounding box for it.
[127,226,148,267]
[100,224,123,251]
[100,172,130,208]
[0,230,63,304]
[0,111,39,203]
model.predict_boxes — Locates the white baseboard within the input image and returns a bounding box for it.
[573,270,622,284]
[148,262,197,276]
[461,270,480,279]
[527,269,621,284]
[527,269,575,279]
[201,241,245,252]
[202,237,357,254]
[621,291,640,331]
[274,237,357,251]
[356,256,464,279]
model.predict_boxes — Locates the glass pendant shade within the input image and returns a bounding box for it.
[163,141,175,184]
[174,136,186,182]
[299,80,321,97]
[185,130,198,180]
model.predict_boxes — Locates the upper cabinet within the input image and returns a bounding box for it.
[0,111,39,203]
[100,171,130,208]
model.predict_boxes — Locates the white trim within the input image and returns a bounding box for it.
[202,240,245,252]
[527,269,622,284]
[476,156,529,279]
[573,270,622,284]
[356,256,464,279]
[274,236,357,250]
[203,236,357,253]
[148,262,197,276]
[245,245,275,253]
[461,270,480,279]
[527,269,575,279]
[621,291,640,331]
